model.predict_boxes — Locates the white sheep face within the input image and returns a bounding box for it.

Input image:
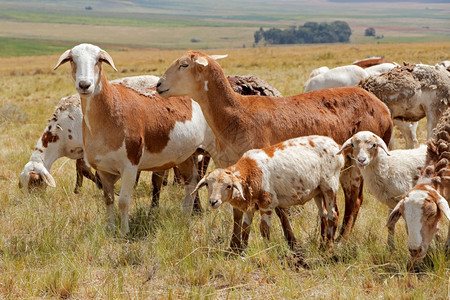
[54,44,117,97]
[338,131,390,168]
[387,184,450,260]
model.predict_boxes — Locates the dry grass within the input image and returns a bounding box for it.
[1,42,449,298]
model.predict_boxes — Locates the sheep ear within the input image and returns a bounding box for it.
[337,137,353,155]
[232,181,246,201]
[209,54,228,61]
[436,198,450,221]
[376,136,390,156]
[386,199,404,228]
[54,49,72,70]
[194,56,209,67]
[99,50,118,72]
[191,175,207,195]
[41,171,56,188]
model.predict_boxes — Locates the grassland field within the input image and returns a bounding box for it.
[0,41,449,298]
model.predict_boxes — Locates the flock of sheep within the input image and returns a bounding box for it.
[19,43,450,267]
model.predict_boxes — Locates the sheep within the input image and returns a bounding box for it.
[387,107,450,259]
[156,50,393,250]
[352,57,394,69]
[337,131,427,246]
[303,65,369,92]
[192,135,344,263]
[359,63,450,145]
[19,94,175,209]
[308,66,329,79]
[54,44,218,234]
[364,63,398,77]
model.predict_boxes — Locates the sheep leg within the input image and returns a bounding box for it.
[321,189,339,251]
[74,158,98,193]
[230,208,244,252]
[386,208,396,250]
[198,152,211,178]
[118,167,139,234]
[172,166,182,185]
[338,159,363,240]
[314,194,328,246]
[177,155,202,215]
[445,223,450,253]
[393,119,419,149]
[275,207,297,250]
[241,209,255,249]
[259,208,272,241]
[97,170,120,232]
[151,170,167,207]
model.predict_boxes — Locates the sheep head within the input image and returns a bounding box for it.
[192,168,245,209]
[19,161,56,192]
[54,44,117,97]
[157,51,227,100]
[387,184,450,260]
[337,131,390,168]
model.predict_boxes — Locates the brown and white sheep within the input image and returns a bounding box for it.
[156,50,393,250]
[54,44,218,234]
[387,107,450,259]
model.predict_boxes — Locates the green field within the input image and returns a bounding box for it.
[0,42,449,298]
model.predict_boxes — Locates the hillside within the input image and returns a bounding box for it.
[0,0,448,56]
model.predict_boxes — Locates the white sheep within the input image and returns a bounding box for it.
[337,131,427,246]
[303,65,369,92]
[192,135,344,262]
[365,63,398,77]
[54,44,217,233]
[308,66,329,78]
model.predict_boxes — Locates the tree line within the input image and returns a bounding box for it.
[254,21,352,45]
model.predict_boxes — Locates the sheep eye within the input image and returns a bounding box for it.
[351,143,354,148]
[372,144,377,148]
[226,185,232,189]
[204,182,208,187]
[179,64,189,69]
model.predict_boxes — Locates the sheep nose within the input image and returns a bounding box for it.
[409,247,422,258]
[79,80,91,90]
[357,157,366,164]
[156,82,161,88]
[210,200,219,207]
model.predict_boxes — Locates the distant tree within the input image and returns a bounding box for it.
[365,27,376,37]
[254,21,352,45]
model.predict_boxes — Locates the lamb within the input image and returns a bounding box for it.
[156,50,393,250]
[387,107,450,259]
[303,65,369,92]
[359,64,450,145]
[192,135,344,261]
[337,131,427,246]
[54,44,217,234]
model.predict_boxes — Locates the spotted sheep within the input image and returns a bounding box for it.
[337,131,427,247]
[192,135,344,266]
[156,50,393,250]
[387,107,450,260]
[54,44,217,233]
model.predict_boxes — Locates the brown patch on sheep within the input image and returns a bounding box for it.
[41,131,59,148]
[263,142,286,158]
